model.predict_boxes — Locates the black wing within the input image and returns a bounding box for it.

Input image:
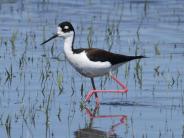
[85,48,145,65]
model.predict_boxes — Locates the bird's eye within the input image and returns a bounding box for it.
[62,25,70,32]
[64,26,69,30]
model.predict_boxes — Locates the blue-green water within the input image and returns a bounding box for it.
[0,0,184,138]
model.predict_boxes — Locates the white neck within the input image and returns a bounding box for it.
[63,34,74,56]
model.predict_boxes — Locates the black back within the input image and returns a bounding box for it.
[74,48,145,65]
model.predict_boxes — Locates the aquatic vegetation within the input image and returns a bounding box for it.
[136,18,144,42]
[10,31,18,56]
[154,42,161,55]
[56,71,63,94]
[0,0,183,138]
[45,83,54,127]
[105,21,116,51]
[5,64,13,85]
[0,35,2,48]
[87,26,94,48]
[144,0,148,16]
[124,63,130,79]
[5,115,11,138]
[134,59,143,89]
[154,66,160,77]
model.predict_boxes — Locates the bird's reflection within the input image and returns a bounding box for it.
[75,105,127,138]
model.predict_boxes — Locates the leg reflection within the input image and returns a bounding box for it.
[75,105,127,138]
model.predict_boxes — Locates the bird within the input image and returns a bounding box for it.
[41,21,145,105]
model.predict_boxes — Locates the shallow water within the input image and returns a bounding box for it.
[0,0,184,138]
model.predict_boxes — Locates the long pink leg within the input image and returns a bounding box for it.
[85,75,128,103]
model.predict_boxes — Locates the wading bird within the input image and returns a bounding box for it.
[41,21,145,105]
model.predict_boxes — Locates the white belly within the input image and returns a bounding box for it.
[65,51,112,77]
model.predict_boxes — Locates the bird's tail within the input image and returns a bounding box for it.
[122,55,147,63]
[132,55,147,60]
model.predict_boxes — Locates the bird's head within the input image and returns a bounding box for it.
[41,21,74,45]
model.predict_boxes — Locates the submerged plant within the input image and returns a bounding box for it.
[144,0,148,16]
[56,71,63,95]
[136,17,144,42]
[87,26,94,48]
[5,64,13,85]
[0,35,2,48]
[154,42,161,55]
[134,59,143,89]
[105,22,116,51]
[45,83,54,138]
[10,31,18,56]
[124,63,130,79]
[5,115,11,138]
[154,66,160,77]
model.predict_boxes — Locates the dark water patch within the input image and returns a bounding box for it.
[100,96,183,110]
[101,101,150,107]
[74,128,118,138]
[101,101,181,110]
[129,0,160,4]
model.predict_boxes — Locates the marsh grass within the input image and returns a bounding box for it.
[144,0,148,16]
[105,21,116,51]
[5,115,11,138]
[56,71,63,95]
[10,31,18,56]
[0,35,2,48]
[87,26,94,48]
[0,1,184,138]
[154,42,161,55]
[134,59,143,89]
[5,64,13,85]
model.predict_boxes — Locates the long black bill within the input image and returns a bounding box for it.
[40,34,58,45]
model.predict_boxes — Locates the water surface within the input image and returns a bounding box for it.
[0,0,184,138]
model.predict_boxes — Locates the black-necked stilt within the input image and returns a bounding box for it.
[41,21,145,105]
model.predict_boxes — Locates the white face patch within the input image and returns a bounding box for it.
[57,27,62,32]
[64,25,69,30]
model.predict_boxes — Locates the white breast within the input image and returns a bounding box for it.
[65,51,112,77]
